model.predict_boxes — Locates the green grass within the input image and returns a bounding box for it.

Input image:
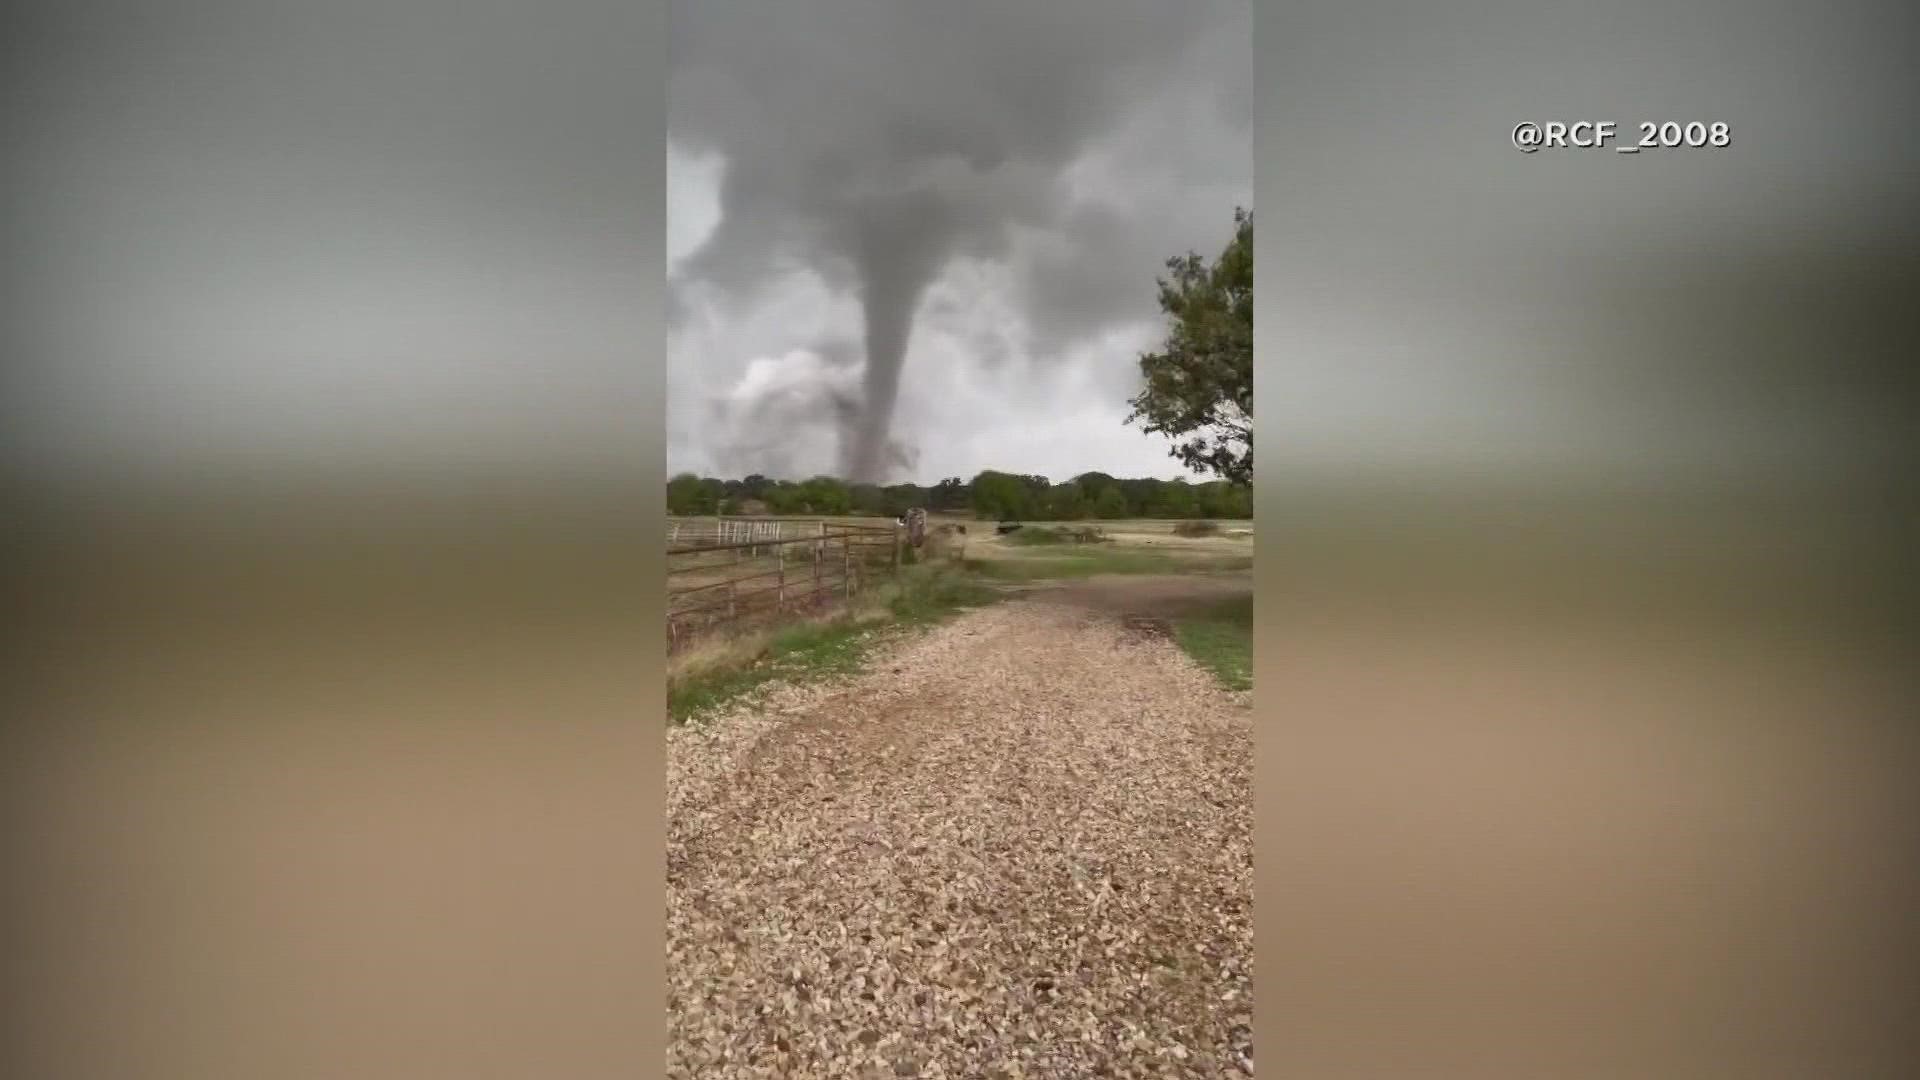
[966,549,1252,580]
[1172,594,1253,691]
[887,570,1001,625]
[1001,526,1071,546]
[1002,525,1113,547]
[667,567,1001,723]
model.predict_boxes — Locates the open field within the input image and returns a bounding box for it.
[962,519,1255,581]
[666,517,1256,717]
[669,513,1253,539]
[666,514,1252,650]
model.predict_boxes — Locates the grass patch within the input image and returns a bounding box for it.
[888,569,1001,625]
[667,617,873,720]
[667,566,1000,723]
[966,551,1171,579]
[1001,524,1111,547]
[966,548,1251,580]
[1002,526,1069,545]
[1172,593,1253,691]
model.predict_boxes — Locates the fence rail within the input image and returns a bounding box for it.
[666,517,902,652]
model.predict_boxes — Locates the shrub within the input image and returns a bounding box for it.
[1004,526,1068,546]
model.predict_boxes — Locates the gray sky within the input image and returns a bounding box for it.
[667,0,1252,484]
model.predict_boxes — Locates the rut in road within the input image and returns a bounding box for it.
[668,588,1252,1079]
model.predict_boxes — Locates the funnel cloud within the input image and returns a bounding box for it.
[668,1,1252,483]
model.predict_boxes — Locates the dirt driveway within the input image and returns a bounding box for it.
[668,579,1253,1078]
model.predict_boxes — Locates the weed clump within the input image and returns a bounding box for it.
[1005,525,1110,546]
[1004,526,1067,546]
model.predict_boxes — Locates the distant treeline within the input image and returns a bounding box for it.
[667,470,1252,521]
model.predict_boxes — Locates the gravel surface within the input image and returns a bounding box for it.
[668,590,1253,1078]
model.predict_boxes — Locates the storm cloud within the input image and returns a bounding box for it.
[668,0,1252,483]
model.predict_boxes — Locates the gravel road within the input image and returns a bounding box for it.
[668,587,1253,1078]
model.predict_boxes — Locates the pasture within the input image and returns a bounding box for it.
[960,517,1255,580]
[664,512,1254,688]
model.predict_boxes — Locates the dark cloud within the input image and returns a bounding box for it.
[701,349,861,478]
[810,337,866,371]
[669,0,1251,482]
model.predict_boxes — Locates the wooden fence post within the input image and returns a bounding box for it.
[842,535,853,598]
[777,540,787,610]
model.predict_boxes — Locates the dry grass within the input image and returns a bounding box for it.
[667,591,1253,1077]
[667,568,1002,723]
[668,600,892,689]
[962,525,1253,582]
[668,527,899,652]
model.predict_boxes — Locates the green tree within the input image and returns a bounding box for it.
[1072,471,1116,503]
[930,477,969,512]
[1019,475,1051,516]
[1048,482,1090,520]
[800,475,852,515]
[1127,207,1253,484]
[882,484,924,517]
[682,470,1252,520]
[849,482,888,516]
[1119,477,1159,518]
[1198,480,1253,519]
[764,481,805,515]
[1149,478,1199,519]
[970,470,1031,520]
[666,473,701,515]
[667,472,722,516]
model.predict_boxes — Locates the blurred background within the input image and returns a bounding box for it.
[1260,1,1919,1075]
[3,1,664,1076]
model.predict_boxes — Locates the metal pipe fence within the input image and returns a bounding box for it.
[666,518,902,652]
